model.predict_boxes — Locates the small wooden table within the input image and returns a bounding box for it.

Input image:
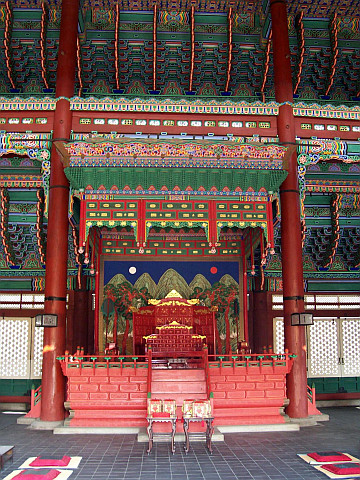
[183,417,214,454]
[0,446,14,471]
[146,416,177,454]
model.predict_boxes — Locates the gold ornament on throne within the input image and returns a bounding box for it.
[148,290,200,305]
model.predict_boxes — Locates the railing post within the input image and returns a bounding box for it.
[203,345,211,399]
[30,384,36,409]
[147,347,152,398]
[311,383,316,404]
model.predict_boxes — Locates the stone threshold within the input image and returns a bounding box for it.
[17,416,329,434]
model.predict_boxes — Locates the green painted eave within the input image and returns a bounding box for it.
[1,167,42,175]
[305,218,360,227]
[9,190,39,202]
[307,281,360,292]
[306,172,360,181]
[0,279,33,290]
[64,167,288,194]
[9,214,37,224]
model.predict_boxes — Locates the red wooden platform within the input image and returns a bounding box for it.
[58,352,295,427]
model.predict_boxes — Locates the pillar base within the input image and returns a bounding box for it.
[29,419,64,430]
[288,417,318,427]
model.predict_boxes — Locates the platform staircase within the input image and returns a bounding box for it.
[149,368,208,432]
[151,368,207,402]
[20,357,324,430]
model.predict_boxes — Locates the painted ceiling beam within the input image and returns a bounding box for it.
[293,11,304,96]
[40,1,49,90]
[224,7,233,94]
[0,187,16,266]
[152,3,158,93]
[324,14,339,97]
[2,1,359,16]
[188,5,195,94]
[115,3,120,91]
[321,193,340,268]
[76,36,83,97]
[259,30,272,103]
[4,1,16,90]
[36,188,46,264]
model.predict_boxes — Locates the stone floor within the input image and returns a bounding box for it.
[1,407,360,480]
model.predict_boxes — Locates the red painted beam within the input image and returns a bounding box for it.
[0,396,31,404]
[316,393,360,401]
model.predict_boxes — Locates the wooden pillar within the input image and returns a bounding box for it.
[270,0,308,418]
[40,0,80,422]
[66,290,75,352]
[73,289,90,354]
[252,280,273,353]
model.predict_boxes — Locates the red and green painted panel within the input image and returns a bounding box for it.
[79,197,274,254]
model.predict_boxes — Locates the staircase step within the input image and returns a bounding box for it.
[152,369,205,381]
[150,367,208,407]
[69,418,147,428]
[71,408,147,419]
[214,415,286,426]
[151,381,206,394]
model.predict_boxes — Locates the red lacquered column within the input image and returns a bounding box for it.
[40,0,80,422]
[270,0,308,418]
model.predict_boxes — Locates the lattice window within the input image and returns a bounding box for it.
[341,319,360,376]
[273,317,284,354]
[32,326,44,378]
[0,318,30,378]
[308,319,339,377]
